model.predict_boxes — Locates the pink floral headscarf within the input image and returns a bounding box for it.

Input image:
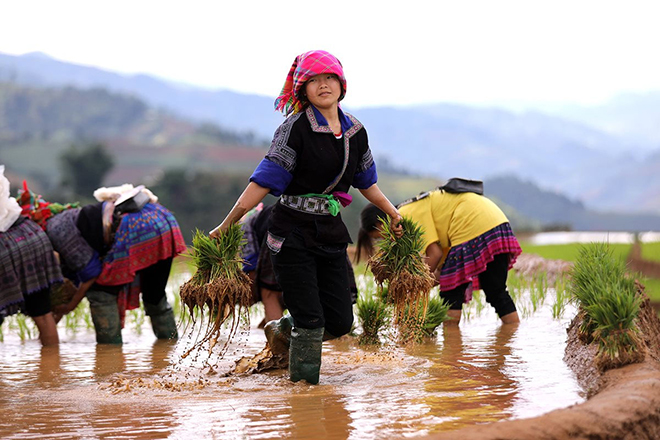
[274,50,347,116]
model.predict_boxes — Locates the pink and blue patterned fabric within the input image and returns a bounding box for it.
[95,203,186,326]
[97,203,186,287]
[439,223,522,293]
[274,50,346,116]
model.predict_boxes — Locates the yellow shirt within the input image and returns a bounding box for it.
[398,190,508,255]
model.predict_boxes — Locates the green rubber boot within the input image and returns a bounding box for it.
[264,314,294,356]
[289,327,324,385]
[87,290,123,344]
[143,297,178,340]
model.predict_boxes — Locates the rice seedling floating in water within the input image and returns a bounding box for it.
[368,216,435,331]
[179,226,252,358]
[570,242,645,370]
[422,294,450,337]
[356,291,391,345]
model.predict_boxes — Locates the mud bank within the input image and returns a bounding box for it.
[426,259,660,440]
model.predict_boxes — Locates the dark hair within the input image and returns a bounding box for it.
[354,203,386,263]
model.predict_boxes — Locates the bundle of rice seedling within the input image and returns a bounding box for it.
[368,216,435,328]
[356,292,391,345]
[570,242,645,370]
[179,225,252,357]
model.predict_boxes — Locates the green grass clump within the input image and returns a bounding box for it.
[570,242,645,370]
[368,216,435,328]
[179,226,252,357]
[507,271,555,319]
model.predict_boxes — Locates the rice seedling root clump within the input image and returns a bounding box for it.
[367,216,438,343]
[179,226,253,358]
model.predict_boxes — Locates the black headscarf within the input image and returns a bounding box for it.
[76,202,106,255]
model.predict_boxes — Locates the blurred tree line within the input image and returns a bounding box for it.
[56,141,371,243]
[54,142,547,243]
[151,170,369,243]
[57,142,246,241]
[59,143,114,201]
[150,168,265,241]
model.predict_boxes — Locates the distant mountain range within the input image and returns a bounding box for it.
[352,105,660,214]
[1,51,659,231]
[0,51,282,141]
[521,94,660,151]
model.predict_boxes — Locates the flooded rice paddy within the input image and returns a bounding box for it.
[1,275,584,439]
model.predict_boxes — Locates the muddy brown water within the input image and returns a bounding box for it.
[0,293,583,440]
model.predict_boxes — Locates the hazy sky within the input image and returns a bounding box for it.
[2,0,659,109]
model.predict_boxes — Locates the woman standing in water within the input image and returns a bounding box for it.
[0,166,62,345]
[211,50,402,384]
[356,188,522,325]
[35,186,187,344]
[239,202,360,328]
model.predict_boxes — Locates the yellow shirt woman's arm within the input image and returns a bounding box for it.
[425,242,443,270]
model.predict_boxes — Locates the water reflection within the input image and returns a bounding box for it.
[421,324,519,430]
[94,344,125,377]
[92,338,177,379]
[0,301,583,439]
[37,345,62,386]
[0,337,181,440]
[291,393,352,440]
[81,400,176,440]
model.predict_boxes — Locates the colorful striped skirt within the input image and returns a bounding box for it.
[95,203,187,324]
[97,203,187,287]
[0,217,63,317]
[439,222,522,293]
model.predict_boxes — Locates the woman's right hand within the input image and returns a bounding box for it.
[390,212,403,238]
[53,302,74,316]
[209,224,224,239]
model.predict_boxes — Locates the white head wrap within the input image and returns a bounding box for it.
[93,183,158,204]
[0,165,22,232]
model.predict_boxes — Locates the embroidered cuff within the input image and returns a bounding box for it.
[250,159,293,197]
[352,163,378,189]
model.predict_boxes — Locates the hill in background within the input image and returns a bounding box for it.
[0,81,266,191]
[2,51,659,216]
[1,52,659,235]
